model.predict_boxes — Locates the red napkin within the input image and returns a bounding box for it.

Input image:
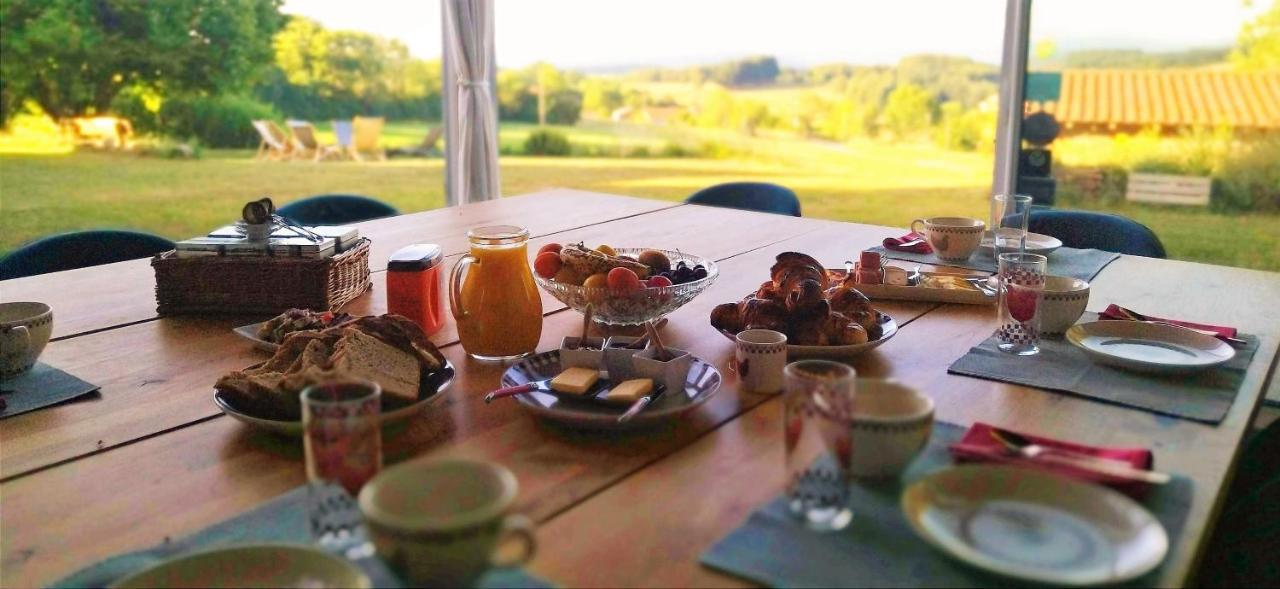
[1099,304,1239,340]
[883,232,932,254]
[949,422,1155,496]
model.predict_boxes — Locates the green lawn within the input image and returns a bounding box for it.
[1,121,1276,272]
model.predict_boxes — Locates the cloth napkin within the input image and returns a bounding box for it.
[882,232,932,254]
[1099,304,1239,340]
[949,422,1155,496]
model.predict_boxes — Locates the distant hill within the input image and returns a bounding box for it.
[1034,47,1230,70]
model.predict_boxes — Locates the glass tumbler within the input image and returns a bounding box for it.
[996,253,1047,355]
[990,194,1033,254]
[783,360,857,532]
[302,380,383,545]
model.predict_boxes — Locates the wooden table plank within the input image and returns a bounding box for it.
[0,203,826,479]
[530,256,1280,588]
[0,223,937,587]
[0,190,679,340]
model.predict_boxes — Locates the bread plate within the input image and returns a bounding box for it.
[1066,320,1235,374]
[112,543,371,589]
[979,231,1064,256]
[716,311,897,359]
[214,360,454,436]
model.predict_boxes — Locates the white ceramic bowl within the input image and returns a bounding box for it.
[1040,276,1090,335]
[848,379,934,478]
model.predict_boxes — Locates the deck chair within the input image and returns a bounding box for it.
[331,120,355,160]
[388,126,444,158]
[351,116,386,162]
[286,120,333,162]
[252,120,294,160]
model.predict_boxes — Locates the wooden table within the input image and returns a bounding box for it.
[2,190,1278,588]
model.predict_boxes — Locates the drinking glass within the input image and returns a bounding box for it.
[990,194,1033,253]
[783,360,857,532]
[996,253,1047,356]
[302,380,383,546]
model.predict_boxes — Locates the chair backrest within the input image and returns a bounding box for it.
[1028,210,1167,258]
[332,121,354,148]
[0,230,175,280]
[265,121,292,147]
[421,126,444,149]
[353,116,385,151]
[252,120,287,150]
[287,120,319,149]
[686,182,802,217]
[276,194,399,225]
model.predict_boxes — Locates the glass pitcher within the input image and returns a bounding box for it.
[449,225,543,360]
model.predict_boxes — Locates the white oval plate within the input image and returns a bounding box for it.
[718,311,897,359]
[112,543,370,588]
[902,465,1167,586]
[1066,321,1234,374]
[214,361,455,436]
[232,321,280,353]
[980,232,1063,256]
[501,350,722,429]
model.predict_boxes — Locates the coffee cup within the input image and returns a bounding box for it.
[734,329,787,394]
[848,379,934,478]
[1,302,53,379]
[909,217,986,262]
[1040,275,1090,335]
[359,458,536,588]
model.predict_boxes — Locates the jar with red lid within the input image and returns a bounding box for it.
[386,244,445,336]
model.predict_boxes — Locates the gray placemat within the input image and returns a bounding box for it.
[53,485,554,589]
[0,362,99,419]
[869,245,1120,281]
[947,319,1260,424]
[701,422,1193,588]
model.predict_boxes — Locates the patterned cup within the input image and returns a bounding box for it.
[734,329,788,394]
[1040,276,1090,335]
[1,302,53,379]
[847,379,934,478]
[910,217,986,262]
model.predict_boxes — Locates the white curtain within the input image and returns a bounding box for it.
[443,0,501,205]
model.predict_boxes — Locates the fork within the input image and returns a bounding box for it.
[990,428,1171,484]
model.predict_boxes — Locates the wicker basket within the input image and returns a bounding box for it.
[153,238,372,315]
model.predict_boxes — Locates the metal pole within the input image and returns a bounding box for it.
[992,0,1032,197]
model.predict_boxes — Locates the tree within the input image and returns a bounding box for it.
[882,83,936,139]
[0,0,283,125]
[580,78,624,118]
[1232,0,1280,70]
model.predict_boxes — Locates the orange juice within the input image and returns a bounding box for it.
[450,225,543,360]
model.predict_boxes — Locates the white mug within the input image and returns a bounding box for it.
[910,217,986,262]
[1,302,53,379]
[734,329,788,394]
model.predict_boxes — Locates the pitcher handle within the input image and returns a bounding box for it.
[909,219,926,235]
[490,514,537,568]
[449,255,477,321]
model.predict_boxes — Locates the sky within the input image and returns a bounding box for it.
[281,0,1264,69]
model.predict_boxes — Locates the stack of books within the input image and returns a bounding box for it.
[175,225,361,259]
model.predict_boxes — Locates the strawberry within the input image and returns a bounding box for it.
[1006,284,1039,322]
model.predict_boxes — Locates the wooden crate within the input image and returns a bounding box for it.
[1126,172,1211,206]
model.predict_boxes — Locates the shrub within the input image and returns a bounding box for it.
[1215,137,1280,212]
[625,146,651,158]
[658,142,689,157]
[160,94,281,148]
[523,128,571,156]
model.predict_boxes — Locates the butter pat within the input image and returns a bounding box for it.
[883,266,909,286]
[606,378,654,402]
[550,367,600,395]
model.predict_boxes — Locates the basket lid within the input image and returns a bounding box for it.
[388,244,443,271]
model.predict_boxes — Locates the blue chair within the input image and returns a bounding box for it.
[276,194,399,225]
[0,230,175,280]
[686,182,801,217]
[1028,210,1166,258]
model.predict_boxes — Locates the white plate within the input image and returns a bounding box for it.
[232,321,280,353]
[112,543,370,588]
[1066,321,1235,374]
[980,232,1063,256]
[718,311,897,359]
[902,465,1167,586]
[500,351,722,429]
[214,361,455,436]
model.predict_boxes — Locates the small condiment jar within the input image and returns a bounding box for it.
[387,244,445,336]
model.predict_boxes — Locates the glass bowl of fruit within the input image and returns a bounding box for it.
[533,243,719,326]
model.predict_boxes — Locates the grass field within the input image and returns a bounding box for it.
[2,120,1277,271]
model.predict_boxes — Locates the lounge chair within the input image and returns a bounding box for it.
[331,120,355,160]
[351,116,386,162]
[388,126,444,158]
[252,120,294,160]
[287,120,336,162]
